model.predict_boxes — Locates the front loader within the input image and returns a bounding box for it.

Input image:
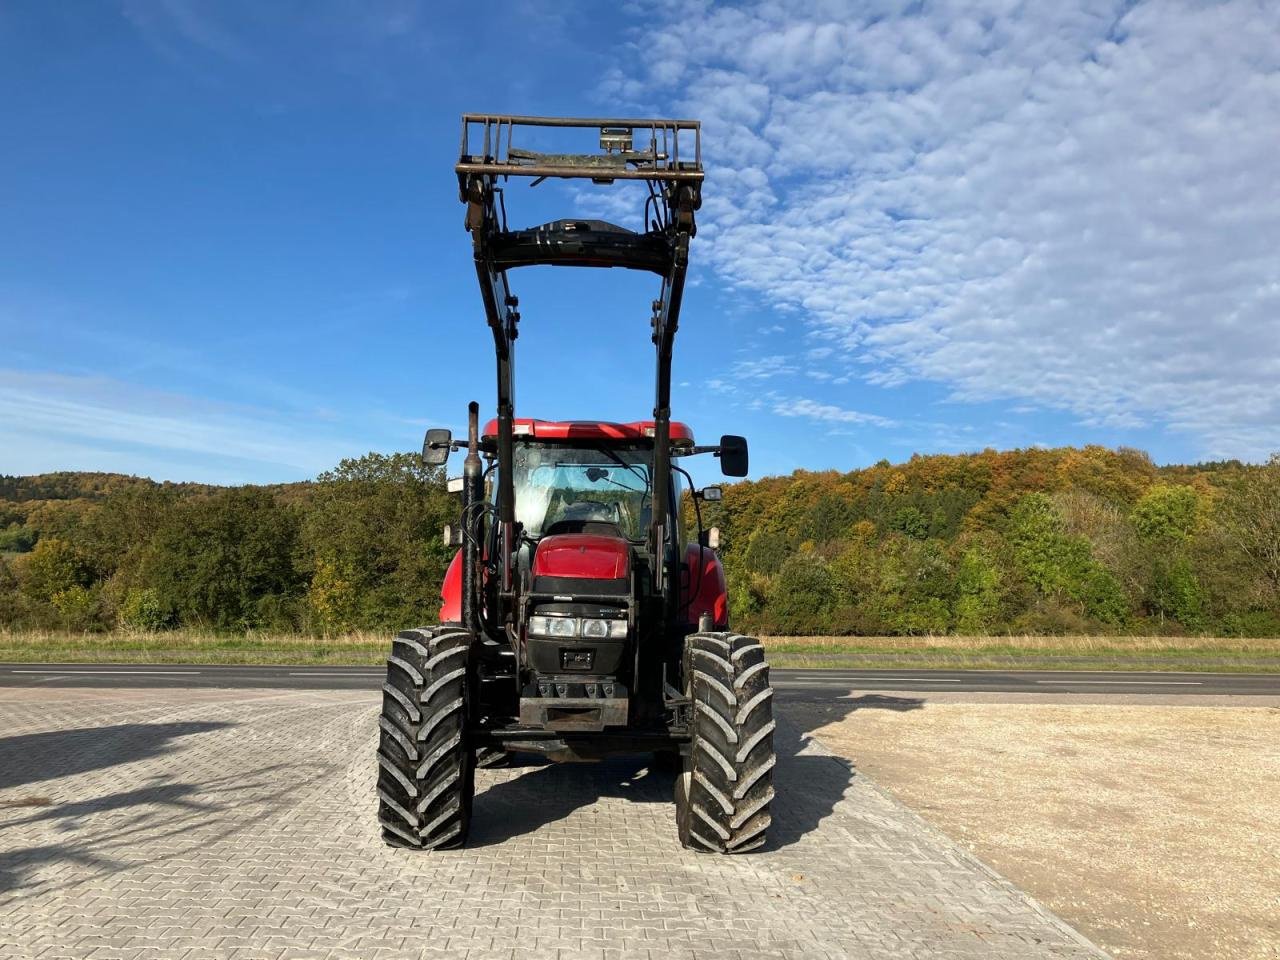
[376,114,776,853]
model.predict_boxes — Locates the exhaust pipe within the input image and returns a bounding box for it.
[462,401,482,631]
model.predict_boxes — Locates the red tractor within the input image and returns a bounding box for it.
[376,115,775,853]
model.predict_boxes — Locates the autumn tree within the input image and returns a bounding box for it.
[1215,455,1280,603]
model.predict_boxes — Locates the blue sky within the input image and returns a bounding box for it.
[2,1,1277,486]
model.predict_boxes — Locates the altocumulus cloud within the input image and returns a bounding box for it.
[604,0,1280,459]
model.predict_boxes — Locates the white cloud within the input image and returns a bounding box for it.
[610,0,1280,460]
[0,370,368,483]
[730,355,797,379]
[769,393,895,428]
[122,0,253,64]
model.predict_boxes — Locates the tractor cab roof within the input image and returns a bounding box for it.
[482,418,695,445]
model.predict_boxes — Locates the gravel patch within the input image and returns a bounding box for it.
[792,696,1280,960]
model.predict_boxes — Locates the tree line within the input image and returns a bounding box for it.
[706,446,1280,637]
[1,445,1278,637]
[0,454,454,634]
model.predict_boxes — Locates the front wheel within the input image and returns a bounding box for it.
[675,632,776,853]
[376,626,475,849]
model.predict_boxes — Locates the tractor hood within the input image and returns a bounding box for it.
[532,534,630,581]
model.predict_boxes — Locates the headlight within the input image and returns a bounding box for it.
[550,618,577,637]
[580,618,609,639]
[528,615,627,639]
[528,614,573,637]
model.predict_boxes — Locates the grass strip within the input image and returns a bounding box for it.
[1,629,1277,672]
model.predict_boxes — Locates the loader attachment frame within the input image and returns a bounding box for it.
[455,114,704,624]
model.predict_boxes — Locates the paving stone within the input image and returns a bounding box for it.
[0,688,1107,959]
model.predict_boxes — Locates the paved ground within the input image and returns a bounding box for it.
[3,662,1276,696]
[0,686,1106,960]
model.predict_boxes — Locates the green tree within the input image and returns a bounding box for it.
[307,556,361,634]
[878,537,954,634]
[741,526,795,576]
[300,452,453,631]
[830,539,877,607]
[1148,556,1206,630]
[1131,484,1202,543]
[120,587,174,631]
[726,570,769,627]
[18,537,96,603]
[953,545,1002,634]
[80,485,183,581]
[805,493,855,544]
[0,524,36,553]
[50,585,102,631]
[890,505,929,540]
[138,488,303,629]
[1130,484,1208,629]
[767,553,838,632]
[1215,454,1280,603]
[0,557,26,626]
[1008,494,1127,625]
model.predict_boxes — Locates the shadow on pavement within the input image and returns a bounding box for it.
[0,780,215,894]
[0,842,122,896]
[467,693,925,852]
[469,754,672,848]
[0,722,231,792]
[0,755,324,897]
[3,781,216,831]
[763,691,924,850]
[0,720,256,897]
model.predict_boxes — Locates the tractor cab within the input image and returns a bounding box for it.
[501,418,693,548]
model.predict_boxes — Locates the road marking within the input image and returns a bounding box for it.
[1034,679,1202,685]
[286,671,381,677]
[782,677,963,683]
[11,670,203,676]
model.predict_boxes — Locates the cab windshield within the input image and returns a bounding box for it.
[511,443,653,541]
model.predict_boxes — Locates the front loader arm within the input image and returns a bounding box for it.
[455,114,703,600]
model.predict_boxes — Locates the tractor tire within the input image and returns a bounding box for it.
[675,632,776,853]
[376,625,475,850]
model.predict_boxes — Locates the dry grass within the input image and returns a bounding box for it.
[0,627,389,665]
[760,633,1280,653]
[0,628,1277,670]
[759,633,1280,672]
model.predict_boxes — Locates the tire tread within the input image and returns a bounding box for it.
[677,631,775,854]
[377,625,474,850]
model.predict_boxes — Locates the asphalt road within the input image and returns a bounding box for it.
[1,662,1276,696]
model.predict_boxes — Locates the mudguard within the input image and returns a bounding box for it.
[680,544,729,629]
[439,549,462,623]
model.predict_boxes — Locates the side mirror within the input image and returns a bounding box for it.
[718,435,748,477]
[698,486,723,502]
[422,428,452,467]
